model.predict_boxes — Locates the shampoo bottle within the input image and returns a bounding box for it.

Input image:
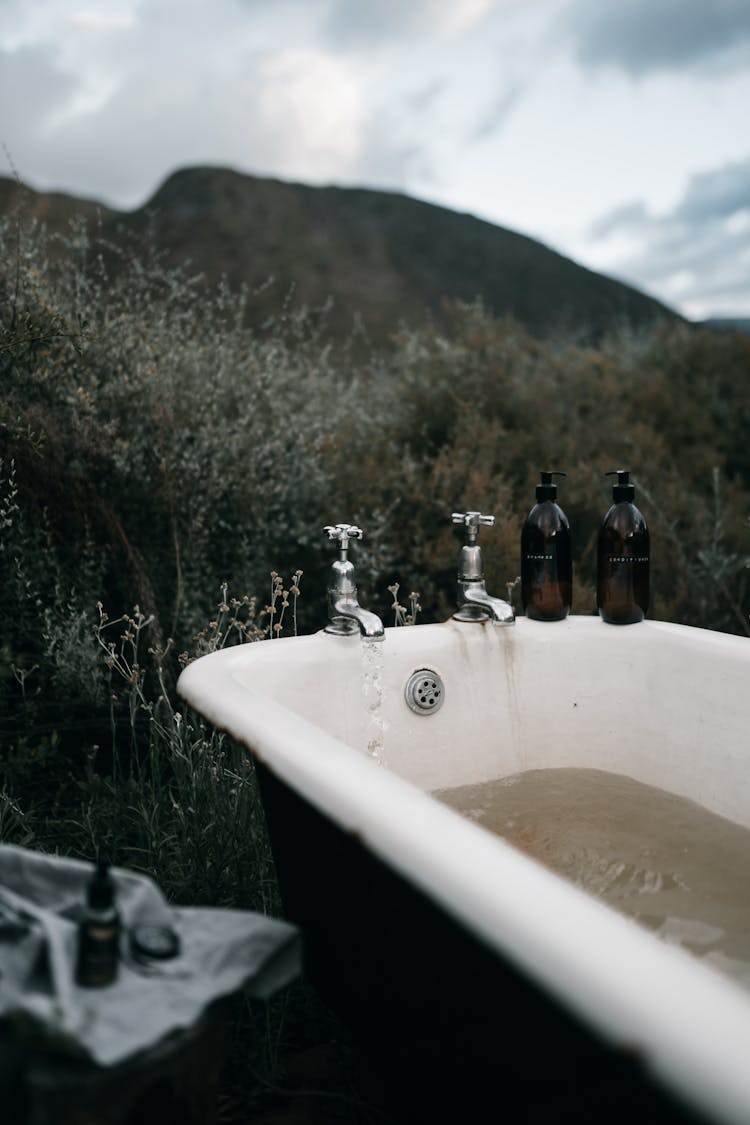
[521,470,572,621]
[597,470,650,625]
[76,859,120,987]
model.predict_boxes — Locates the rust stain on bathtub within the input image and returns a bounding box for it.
[497,625,522,763]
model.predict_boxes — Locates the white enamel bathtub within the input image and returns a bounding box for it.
[177,616,750,1124]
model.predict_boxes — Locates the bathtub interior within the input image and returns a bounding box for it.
[226,616,750,829]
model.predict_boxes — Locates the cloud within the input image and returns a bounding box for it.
[0,43,90,188]
[564,0,750,76]
[321,0,495,48]
[590,201,649,241]
[589,155,750,316]
[469,81,522,143]
[678,159,750,224]
[323,0,441,46]
[0,45,77,137]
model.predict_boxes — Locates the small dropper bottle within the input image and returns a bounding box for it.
[76,859,120,987]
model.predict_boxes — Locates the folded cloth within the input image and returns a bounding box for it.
[0,844,301,1066]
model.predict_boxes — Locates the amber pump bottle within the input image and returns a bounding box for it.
[76,860,120,987]
[521,470,572,621]
[597,470,650,625]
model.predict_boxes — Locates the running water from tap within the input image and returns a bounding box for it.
[362,638,386,764]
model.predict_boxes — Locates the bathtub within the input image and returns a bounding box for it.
[177,616,750,1124]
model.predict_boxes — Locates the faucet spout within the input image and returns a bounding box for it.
[456,581,515,625]
[330,597,385,640]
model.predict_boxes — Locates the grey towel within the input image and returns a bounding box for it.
[0,844,301,1066]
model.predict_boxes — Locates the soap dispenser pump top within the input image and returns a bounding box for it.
[521,470,572,621]
[607,469,635,501]
[536,470,566,500]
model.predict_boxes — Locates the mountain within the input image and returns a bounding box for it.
[0,166,681,345]
[700,317,750,336]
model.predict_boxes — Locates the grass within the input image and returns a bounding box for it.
[0,570,407,1123]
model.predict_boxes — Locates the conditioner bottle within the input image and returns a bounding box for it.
[521,470,572,621]
[597,470,649,625]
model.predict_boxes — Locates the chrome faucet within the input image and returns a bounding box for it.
[451,510,515,624]
[323,524,385,640]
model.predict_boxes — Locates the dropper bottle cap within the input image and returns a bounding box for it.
[88,860,115,911]
[536,470,566,501]
[606,470,635,502]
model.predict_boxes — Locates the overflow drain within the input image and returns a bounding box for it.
[405,669,445,715]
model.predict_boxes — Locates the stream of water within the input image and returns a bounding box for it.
[361,639,386,764]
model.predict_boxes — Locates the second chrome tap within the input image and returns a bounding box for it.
[451,510,515,625]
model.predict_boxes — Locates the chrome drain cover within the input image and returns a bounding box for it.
[405,669,445,715]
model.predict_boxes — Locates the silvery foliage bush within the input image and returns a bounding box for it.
[0,211,389,652]
[0,209,342,904]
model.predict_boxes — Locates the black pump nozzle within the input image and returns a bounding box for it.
[536,470,566,501]
[606,470,635,502]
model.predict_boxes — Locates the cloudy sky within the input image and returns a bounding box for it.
[1,0,749,320]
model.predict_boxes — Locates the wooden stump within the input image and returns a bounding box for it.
[9,997,233,1125]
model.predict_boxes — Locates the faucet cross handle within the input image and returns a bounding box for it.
[324,523,364,554]
[451,510,495,545]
